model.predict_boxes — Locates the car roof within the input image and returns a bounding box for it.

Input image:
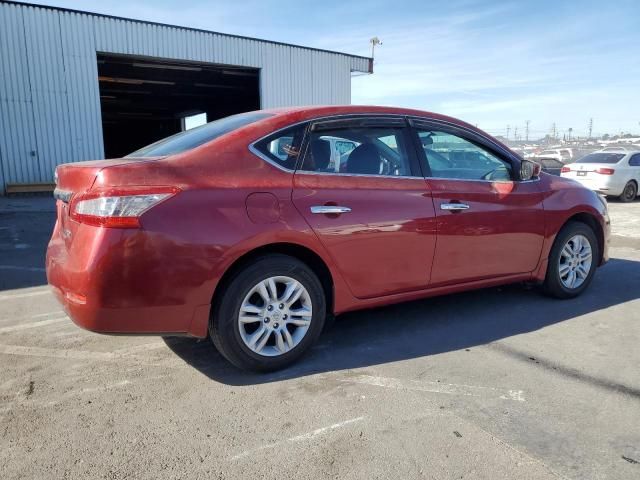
[600,146,640,153]
[261,105,472,128]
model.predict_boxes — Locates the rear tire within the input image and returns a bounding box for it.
[210,254,326,372]
[619,181,637,203]
[543,222,599,299]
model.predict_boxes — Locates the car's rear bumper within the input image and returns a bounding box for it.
[46,218,213,338]
[48,283,209,336]
[563,175,625,196]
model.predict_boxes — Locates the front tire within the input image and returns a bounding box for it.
[543,222,599,299]
[210,255,326,372]
[619,181,637,203]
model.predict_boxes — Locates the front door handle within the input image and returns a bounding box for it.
[440,203,470,211]
[310,205,352,214]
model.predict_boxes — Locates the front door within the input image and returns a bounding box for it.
[292,117,437,299]
[412,122,545,286]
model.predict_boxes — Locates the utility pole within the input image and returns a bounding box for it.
[588,118,593,139]
[506,125,510,140]
[551,123,557,141]
[514,126,518,141]
[525,120,530,142]
[369,37,382,59]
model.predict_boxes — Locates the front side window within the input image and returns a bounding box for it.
[253,124,307,170]
[300,126,412,177]
[417,129,512,181]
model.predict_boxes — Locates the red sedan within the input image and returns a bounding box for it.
[47,106,610,371]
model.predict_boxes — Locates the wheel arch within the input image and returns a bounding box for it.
[211,242,335,321]
[560,212,605,265]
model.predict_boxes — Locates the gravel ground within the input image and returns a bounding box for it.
[0,196,638,479]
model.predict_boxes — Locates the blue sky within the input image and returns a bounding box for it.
[30,0,640,138]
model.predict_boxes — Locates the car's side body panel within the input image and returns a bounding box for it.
[46,105,611,339]
[530,173,610,282]
[292,173,437,298]
[427,178,546,285]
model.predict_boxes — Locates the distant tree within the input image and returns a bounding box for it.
[602,134,610,140]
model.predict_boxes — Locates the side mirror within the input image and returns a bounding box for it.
[520,160,541,181]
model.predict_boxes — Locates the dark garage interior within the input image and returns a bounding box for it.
[97,53,261,158]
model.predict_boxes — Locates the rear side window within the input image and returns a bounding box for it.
[299,126,412,176]
[253,124,308,170]
[127,111,272,157]
[576,153,625,164]
[629,154,640,166]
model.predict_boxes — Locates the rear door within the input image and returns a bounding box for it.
[292,116,437,299]
[411,120,545,286]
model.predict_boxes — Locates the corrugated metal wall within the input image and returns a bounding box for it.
[0,2,370,193]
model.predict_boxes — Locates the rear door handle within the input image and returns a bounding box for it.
[440,203,470,211]
[310,205,352,214]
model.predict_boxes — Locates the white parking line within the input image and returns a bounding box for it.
[341,374,526,402]
[0,343,183,367]
[230,416,365,460]
[0,265,45,272]
[0,380,134,413]
[113,342,167,355]
[0,344,122,361]
[31,311,63,319]
[0,289,51,301]
[0,317,68,334]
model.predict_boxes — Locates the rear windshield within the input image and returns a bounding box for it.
[127,111,272,158]
[576,153,625,164]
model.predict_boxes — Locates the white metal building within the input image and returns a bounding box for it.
[0,1,372,194]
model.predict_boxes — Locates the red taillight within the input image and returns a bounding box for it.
[69,186,180,228]
[595,168,615,175]
[561,166,571,173]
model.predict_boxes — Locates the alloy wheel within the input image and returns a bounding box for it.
[238,276,313,357]
[558,234,593,289]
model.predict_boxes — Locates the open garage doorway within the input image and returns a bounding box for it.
[97,53,260,158]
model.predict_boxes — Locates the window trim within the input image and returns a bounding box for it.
[408,118,526,183]
[249,113,531,182]
[297,115,422,178]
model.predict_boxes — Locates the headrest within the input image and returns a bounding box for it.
[346,143,380,175]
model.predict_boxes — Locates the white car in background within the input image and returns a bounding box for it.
[561,147,640,202]
[537,148,574,163]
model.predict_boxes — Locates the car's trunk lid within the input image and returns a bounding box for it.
[563,162,618,177]
[54,158,155,198]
